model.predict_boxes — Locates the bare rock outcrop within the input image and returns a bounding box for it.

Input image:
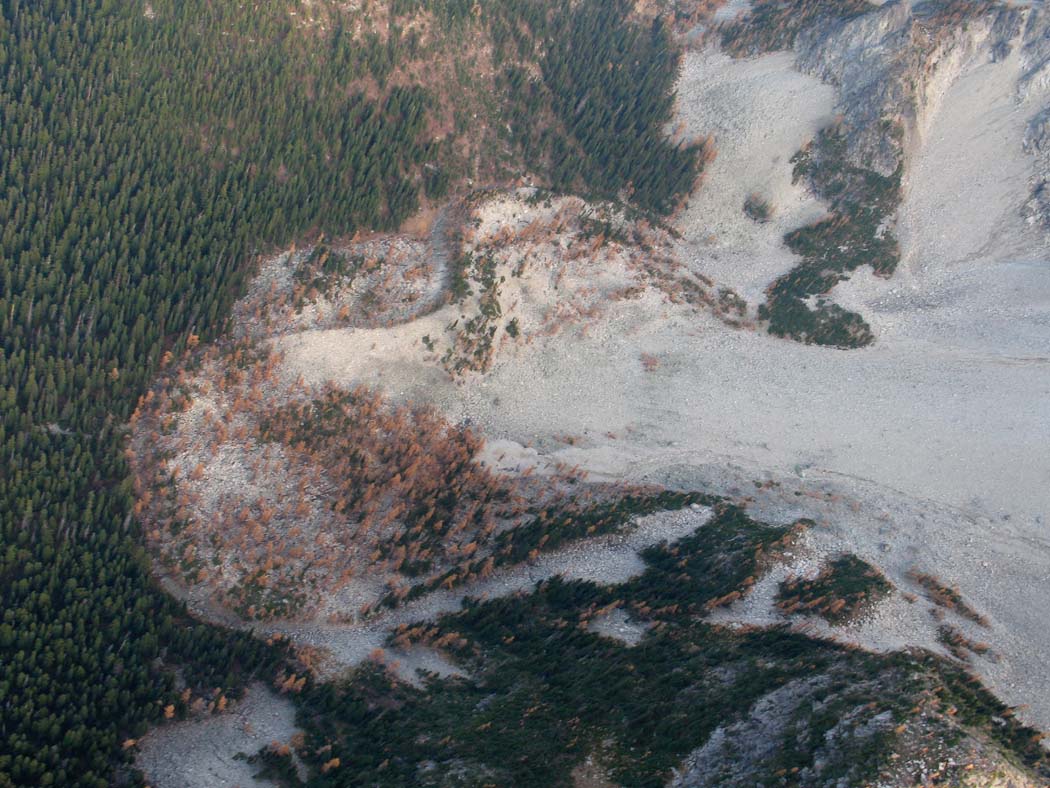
[791,0,1050,234]
[794,1,1029,176]
[1023,106,1050,227]
[670,666,1047,788]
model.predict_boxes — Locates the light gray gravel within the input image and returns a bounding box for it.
[136,683,301,788]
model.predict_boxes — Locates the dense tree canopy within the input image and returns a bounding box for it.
[0,0,701,784]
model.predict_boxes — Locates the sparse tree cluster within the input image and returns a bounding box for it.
[776,554,893,624]
[130,334,696,620]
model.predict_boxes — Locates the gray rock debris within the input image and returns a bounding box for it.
[1023,106,1050,228]
[793,1,1029,177]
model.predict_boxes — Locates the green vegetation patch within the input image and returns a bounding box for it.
[624,505,801,615]
[393,492,718,610]
[498,0,707,215]
[277,506,1048,787]
[0,528,292,787]
[292,246,364,301]
[493,491,715,568]
[776,554,893,624]
[743,192,773,223]
[759,126,902,348]
[721,0,875,57]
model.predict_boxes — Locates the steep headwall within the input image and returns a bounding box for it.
[791,0,1050,236]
